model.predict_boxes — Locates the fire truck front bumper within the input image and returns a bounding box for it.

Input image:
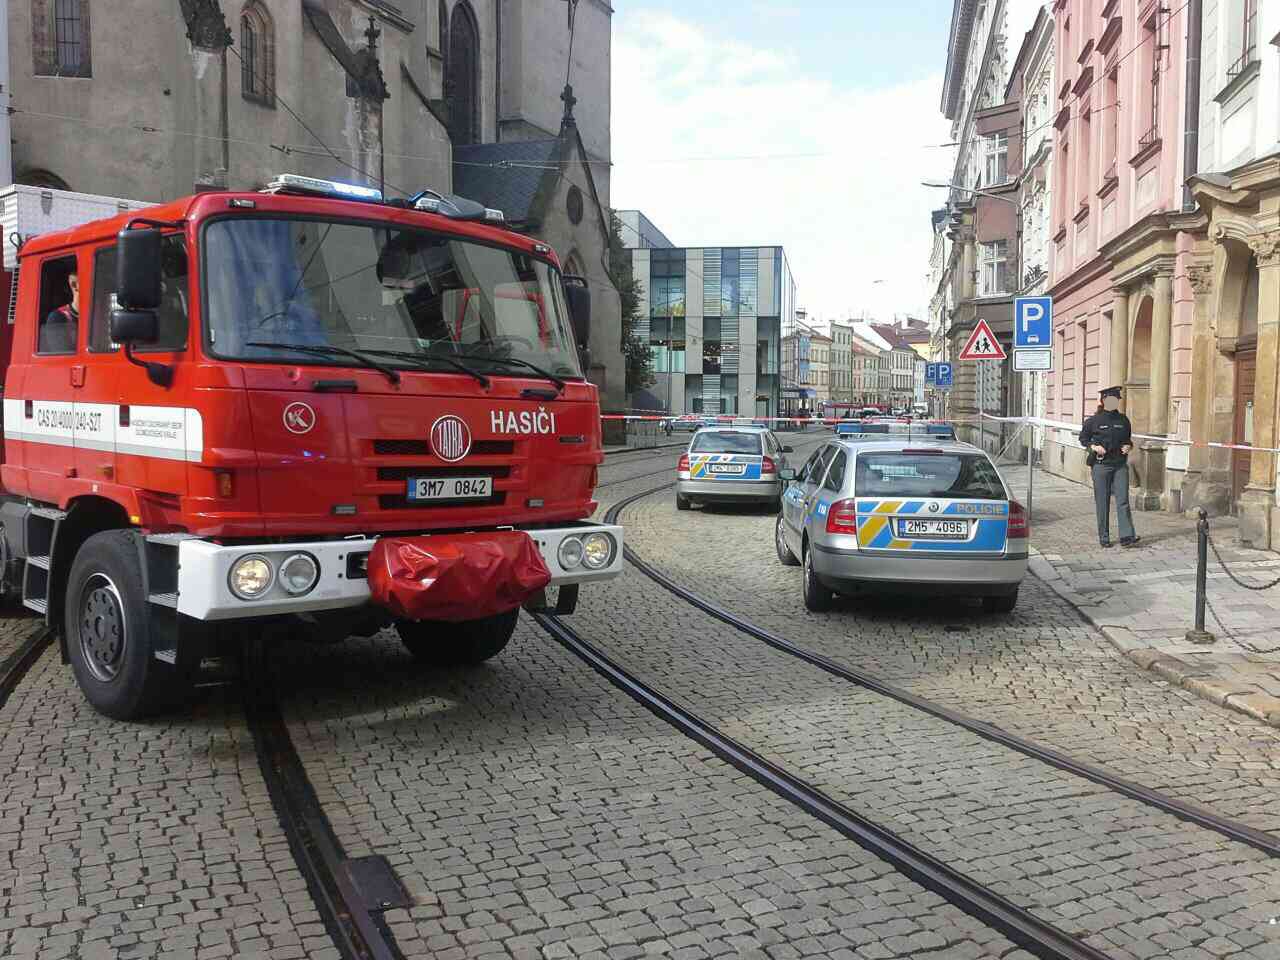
[171,522,624,622]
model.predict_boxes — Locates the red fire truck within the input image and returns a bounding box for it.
[0,175,623,720]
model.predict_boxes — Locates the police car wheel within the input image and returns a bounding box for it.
[676,494,692,511]
[802,543,831,612]
[396,607,519,666]
[982,591,1018,614]
[775,515,799,566]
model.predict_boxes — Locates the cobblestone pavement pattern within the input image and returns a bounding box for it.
[0,619,329,960]
[586,474,1280,959]
[1008,466,1280,726]
[619,443,1280,841]
[275,620,1025,958]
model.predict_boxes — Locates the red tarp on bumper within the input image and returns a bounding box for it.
[367,531,552,622]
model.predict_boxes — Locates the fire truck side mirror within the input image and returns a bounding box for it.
[116,227,163,311]
[110,310,159,344]
[562,276,590,349]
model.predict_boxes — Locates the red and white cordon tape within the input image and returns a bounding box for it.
[980,413,1280,456]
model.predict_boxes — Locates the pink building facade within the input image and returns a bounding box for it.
[1044,0,1199,509]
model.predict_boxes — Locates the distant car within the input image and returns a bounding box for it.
[666,414,703,433]
[677,427,794,510]
[775,439,1027,613]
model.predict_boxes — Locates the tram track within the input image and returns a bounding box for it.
[242,640,409,960]
[604,481,1280,860]
[532,609,1108,960]
[0,625,51,712]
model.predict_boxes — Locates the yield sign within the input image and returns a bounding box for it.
[958,318,1007,360]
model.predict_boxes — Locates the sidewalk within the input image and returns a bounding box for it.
[1008,466,1280,728]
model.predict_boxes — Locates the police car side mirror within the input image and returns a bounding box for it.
[779,468,798,482]
[116,227,163,311]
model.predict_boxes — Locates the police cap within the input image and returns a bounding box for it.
[1099,385,1123,399]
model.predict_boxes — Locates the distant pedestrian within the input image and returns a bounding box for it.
[1079,386,1140,548]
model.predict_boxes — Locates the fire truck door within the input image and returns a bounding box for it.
[19,252,114,499]
[101,236,193,495]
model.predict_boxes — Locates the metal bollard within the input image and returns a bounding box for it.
[1185,508,1216,645]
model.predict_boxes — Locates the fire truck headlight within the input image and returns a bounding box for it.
[581,533,613,569]
[557,536,584,570]
[229,555,274,600]
[278,553,320,596]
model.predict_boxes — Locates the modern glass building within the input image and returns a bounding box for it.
[625,241,798,416]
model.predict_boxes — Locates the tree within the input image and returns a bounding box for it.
[607,211,655,395]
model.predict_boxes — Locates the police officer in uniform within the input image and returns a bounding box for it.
[1079,385,1140,548]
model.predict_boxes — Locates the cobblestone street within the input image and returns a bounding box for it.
[3,440,1280,960]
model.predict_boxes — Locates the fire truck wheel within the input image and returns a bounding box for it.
[64,531,172,720]
[395,607,520,666]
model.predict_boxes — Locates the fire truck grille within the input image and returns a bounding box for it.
[376,466,512,482]
[378,491,507,510]
[372,439,515,456]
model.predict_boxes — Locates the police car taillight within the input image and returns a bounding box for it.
[761,456,777,475]
[677,453,690,472]
[1008,501,1029,539]
[826,499,858,534]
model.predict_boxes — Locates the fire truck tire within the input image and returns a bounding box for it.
[64,531,174,720]
[395,607,520,666]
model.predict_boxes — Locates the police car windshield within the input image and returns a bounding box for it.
[854,452,1006,500]
[203,217,582,378]
[690,431,763,455]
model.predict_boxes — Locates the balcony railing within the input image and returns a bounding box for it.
[1227,45,1257,81]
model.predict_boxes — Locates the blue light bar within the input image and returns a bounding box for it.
[264,174,383,203]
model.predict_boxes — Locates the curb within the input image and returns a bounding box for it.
[1028,549,1280,729]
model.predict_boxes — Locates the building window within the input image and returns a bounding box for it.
[445,1,480,145]
[980,241,1008,296]
[983,132,1008,186]
[240,2,274,106]
[649,248,686,319]
[1104,71,1119,172]
[35,0,92,77]
[1139,19,1161,147]
[1228,0,1258,78]
[1078,111,1091,204]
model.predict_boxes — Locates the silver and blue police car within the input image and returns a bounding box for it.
[775,439,1028,612]
[677,427,793,511]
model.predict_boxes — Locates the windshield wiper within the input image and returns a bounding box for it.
[356,348,491,388]
[456,353,567,391]
[245,341,402,385]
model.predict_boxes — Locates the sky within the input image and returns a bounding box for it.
[610,1,956,330]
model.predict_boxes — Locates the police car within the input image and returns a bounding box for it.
[775,439,1027,613]
[677,426,793,510]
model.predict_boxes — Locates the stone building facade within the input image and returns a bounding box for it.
[7,0,624,415]
[1179,0,1280,546]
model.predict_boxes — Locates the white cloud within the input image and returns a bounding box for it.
[611,9,953,325]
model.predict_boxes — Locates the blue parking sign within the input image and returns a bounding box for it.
[936,363,953,387]
[1014,296,1052,348]
[925,363,938,385]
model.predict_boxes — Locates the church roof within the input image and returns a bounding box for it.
[452,140,561,225]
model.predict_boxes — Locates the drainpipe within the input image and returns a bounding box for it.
[1181,0,1202,211]
[0,1,11,185]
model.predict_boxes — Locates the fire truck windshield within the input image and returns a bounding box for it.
[203,216,584,379]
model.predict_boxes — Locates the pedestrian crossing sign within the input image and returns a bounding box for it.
[958,318,1007,361]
